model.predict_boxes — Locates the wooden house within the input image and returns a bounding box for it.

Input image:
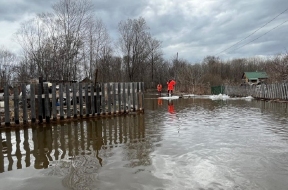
[242,72,268,85]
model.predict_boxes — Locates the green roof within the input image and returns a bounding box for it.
[242,72,268,79]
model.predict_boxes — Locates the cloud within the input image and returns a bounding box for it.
[1,0,288,63]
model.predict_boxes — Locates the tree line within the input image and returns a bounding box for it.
[0,0,287,94]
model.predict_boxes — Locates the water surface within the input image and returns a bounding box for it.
[1,94,288,190]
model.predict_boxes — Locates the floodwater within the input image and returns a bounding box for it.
[1,94,288,190]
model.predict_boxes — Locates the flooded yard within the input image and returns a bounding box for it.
[1,94,288,190]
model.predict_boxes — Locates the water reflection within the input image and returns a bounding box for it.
[0,114,147,185]
[168,100,175,114]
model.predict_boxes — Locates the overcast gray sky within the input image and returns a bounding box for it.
[1,0,288,63]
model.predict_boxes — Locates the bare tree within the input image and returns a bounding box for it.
[118,17,153,81]
[0,48,17,87]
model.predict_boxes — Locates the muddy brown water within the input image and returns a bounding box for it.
[0,94,288,190]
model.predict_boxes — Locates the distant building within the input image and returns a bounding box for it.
[242,72,268,85]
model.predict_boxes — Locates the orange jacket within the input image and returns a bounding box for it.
[157,84,162,92]
[167,80,176,90]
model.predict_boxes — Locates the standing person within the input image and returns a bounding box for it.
[157,83,162,95]
[167,79,176,96]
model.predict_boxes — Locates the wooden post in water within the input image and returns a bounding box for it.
[123,83,127,113]
[30,84,36,123]
[91,84,95,116]
[38,83,43,123]
[14,87,19,124]
[136,82,140,111]
[113,83,116,114]
[21,84,28,124]
[101,83,105,114]
[79,83,83,117]
[118,83,121,113]
[141,82,144,111]
[127,83,131,112]
[52,83,57,121]
[59,83,64,120]
[132,82,136,112]
[73,83,77,118]
[85,83,89,116]
[66,83,71,118]
[44,84,50,123]
[4,83,10,126]
[96,83,101,115]
[107,83,111,115]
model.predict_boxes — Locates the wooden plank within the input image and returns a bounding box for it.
[85,83,89,116]
[118,82,121,113]
[73,83,77,118]
[37,83,43,123]
[132,82,136,112]
[4,83,10,126]
[21,84,28,124]
[44,84,50,123]
[14,87,19,124]
[79,83,83,117]
[66,83,71,118]
[52,83,57,120]
[107,83,111,114]
[113,83,116,114]
[123,83,126,113]
[30,84,36,123]
[127,83,131,112]
[96,83,101,115]
[101,83,105,114]
[91,84,95,116]
[59,83,64,120]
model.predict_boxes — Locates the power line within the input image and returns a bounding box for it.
[215,7,288,56]
[227,19,288,53]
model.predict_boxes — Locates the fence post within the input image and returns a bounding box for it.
[79,83,83,118]
[38,83,43,123]
[14,87,19,124]
[22,84,28,124]
[101,83,105,114]
[52,83,57,120]
[118,83,121,113]
[91,84,95,116]
[113,83,116,114]
[132,83,136,112]
[107,83,112,114]
[123,83,126,113]
[85,83,89,116]
[44,83,50,123]
[30,84,36,123]
[66,83,71,118]
[59,83,64,120]
[73,83,77,118]
[96,83,101,115]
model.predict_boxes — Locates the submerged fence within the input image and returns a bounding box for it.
[224,83,288,101]
[0,82,144,126]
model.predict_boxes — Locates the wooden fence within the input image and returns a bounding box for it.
[0,82,144,127]
[224,83,288,101]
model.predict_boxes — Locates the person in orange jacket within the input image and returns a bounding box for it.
[157,83,162,95]
[167,79,176,95]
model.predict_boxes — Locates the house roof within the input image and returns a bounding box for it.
[242,72,268,79]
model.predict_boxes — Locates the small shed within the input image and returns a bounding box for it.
[242,72,268,85]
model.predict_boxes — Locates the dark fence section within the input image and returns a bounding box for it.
[0,82,145,127]
[211,85,225,95]
[224,83,288,101]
